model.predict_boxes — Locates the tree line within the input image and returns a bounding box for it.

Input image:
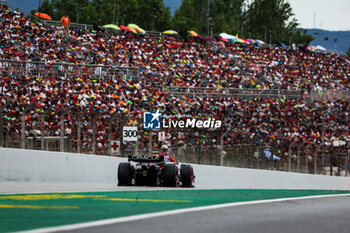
[36,0,313,45]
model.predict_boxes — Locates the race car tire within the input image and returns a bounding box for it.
[118,163,133,186]
[163,164,177,187]
[180,164,194,187]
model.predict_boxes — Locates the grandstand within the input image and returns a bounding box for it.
[0,6,349,176]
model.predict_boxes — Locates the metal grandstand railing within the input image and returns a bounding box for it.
[165,86,303,99]
[0,59,140,80]
[309,90,350,101]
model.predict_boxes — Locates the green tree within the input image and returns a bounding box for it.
[292,29,314,45]
[85,0,170,30]
[171,0,198,35]
[210,0,244,35]
[171,0,244,36]
[32,0,170,30]
[245,0,312,44]
[136,0,171,31]
[38,0,54,16]
[346,45,350,59]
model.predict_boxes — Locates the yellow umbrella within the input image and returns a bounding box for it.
[163,30,178,35]
[127,24,145,33]
[103,24,120,30]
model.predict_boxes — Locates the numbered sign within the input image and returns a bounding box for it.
[123,127,138,141]
[158,131,166,142]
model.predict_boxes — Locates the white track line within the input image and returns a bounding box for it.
[16,193,350,233]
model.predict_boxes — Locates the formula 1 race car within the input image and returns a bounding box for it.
[118,154,195,187]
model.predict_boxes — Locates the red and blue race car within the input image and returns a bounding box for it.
[118,154,195,187]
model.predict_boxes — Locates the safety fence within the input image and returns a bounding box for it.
[1,133,349,177]
[0,106,349,177]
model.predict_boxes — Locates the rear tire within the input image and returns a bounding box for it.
[163,164,177,187]
[118,163,133,186]
[180,164,194,187]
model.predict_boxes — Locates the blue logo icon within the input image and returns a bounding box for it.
[143,110,161,129]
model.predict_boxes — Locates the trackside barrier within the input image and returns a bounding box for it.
[0,148,349,191]
[0,148,120,186]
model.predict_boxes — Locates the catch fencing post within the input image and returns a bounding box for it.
[21,104,33,149]
[230,132,241,167]
[288,140,297,172]
[314,144,323,174]
[305,143,314,174]
[197,139,202,164]
[248,135,258,168]
[346,155,349,177]
[330,154,334,176]
[107,112,119,156]
[135,131,139,155]
[270,141,276,170]
[77,116,81,153]
[0,100,12,147]
[185,129,191,162]
[297,142,305,173]
[174,129,179,159]
[40,106,52,150]
[92,112,102,155]
[241,135,250,168]
[77,109,87,153]
[60,107,72,152]
[135,115,142,156]
[220,127,231,166]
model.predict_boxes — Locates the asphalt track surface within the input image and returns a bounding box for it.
[0,182,180,194]
[1,183,350,233]
[61,195,350,233]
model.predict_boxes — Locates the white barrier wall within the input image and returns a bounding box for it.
[192,164,350,190]
[0,148,125,189]
[1,148,350,190]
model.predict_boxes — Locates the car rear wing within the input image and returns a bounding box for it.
[128,155,164,163]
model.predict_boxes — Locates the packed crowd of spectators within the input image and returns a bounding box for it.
[0,8,349,159]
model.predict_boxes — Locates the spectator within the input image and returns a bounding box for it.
[93,21,99,31]
[60,14,70,28]
[0,7,348,157]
